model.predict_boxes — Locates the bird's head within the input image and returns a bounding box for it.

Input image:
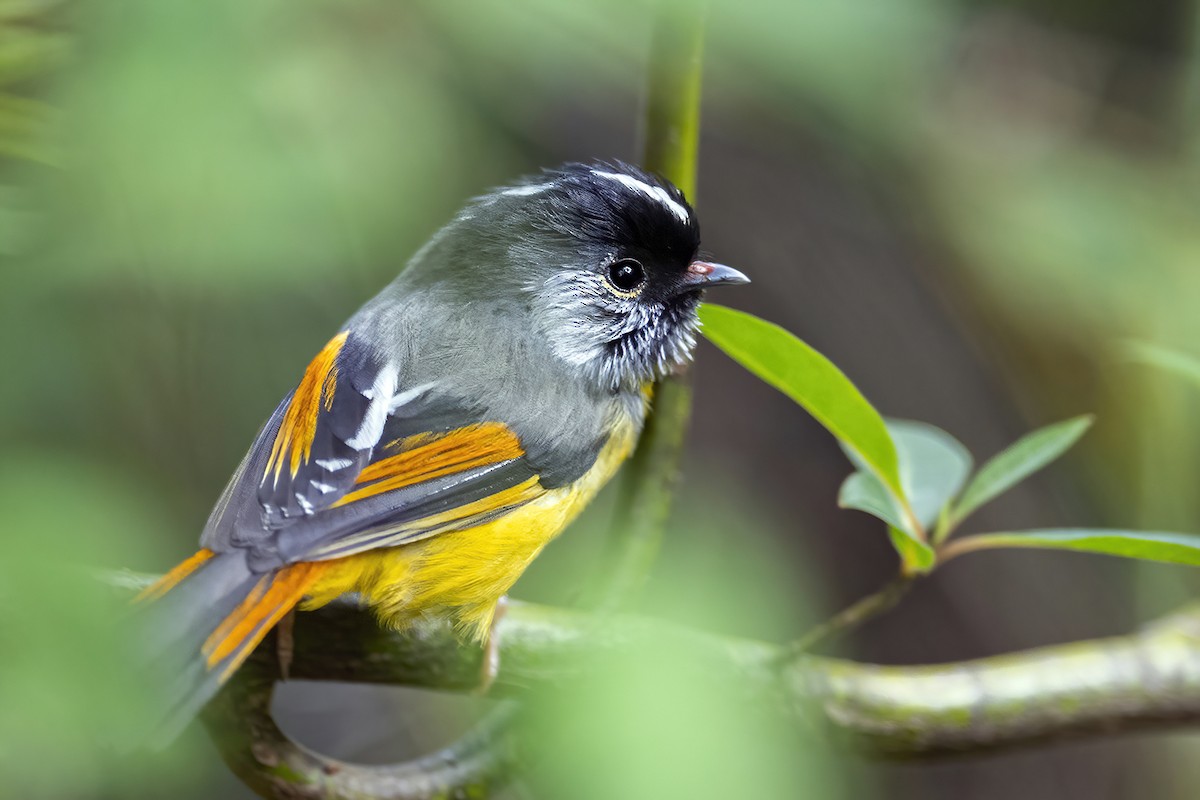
[412,161,749,392]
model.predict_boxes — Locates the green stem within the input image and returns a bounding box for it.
[593,377,695,610]
[937,534,996,563]
[640,0,707,198]
[776,573,914,663]
[929,505,951,546]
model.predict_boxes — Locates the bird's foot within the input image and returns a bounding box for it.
[276,609,296,680]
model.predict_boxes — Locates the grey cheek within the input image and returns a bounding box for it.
[532,271,691,389]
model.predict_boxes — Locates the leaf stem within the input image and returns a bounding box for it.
[937,535,990,564]
[931,505,955,546]
[775,573,914,664]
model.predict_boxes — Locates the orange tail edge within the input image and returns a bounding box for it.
[200,560,328,682]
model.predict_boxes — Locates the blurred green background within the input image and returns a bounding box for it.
[5,0,1200,797]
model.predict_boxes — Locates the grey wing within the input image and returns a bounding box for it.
[200,330,394,552]
[197,329,584,573]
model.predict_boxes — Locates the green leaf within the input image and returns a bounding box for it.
[949,415,1093,530]
[839,420,963,573]
[839,419,970,528]
[946,529,1200,567]
[888,526,936,575]
[1126,341,1200,391]
[699,305,938,569]
[888,419,972,529]
[699,304,903,500]
[838,471,908,532]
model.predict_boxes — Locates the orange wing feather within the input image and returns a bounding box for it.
[333,423,525,508]
[134,548,215,603]
[192,426,523,679]
[263,331,349,484]
[150,401,534,693]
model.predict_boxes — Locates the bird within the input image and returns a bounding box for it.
[136,160,749,737]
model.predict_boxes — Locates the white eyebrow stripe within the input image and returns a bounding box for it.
[501,182,555,197]
[590,169,691,224]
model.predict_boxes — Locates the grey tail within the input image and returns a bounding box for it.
[131,549,262,746]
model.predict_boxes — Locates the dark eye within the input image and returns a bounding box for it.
[606,259,646,293]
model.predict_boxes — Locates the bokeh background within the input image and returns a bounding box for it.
[4,0,1200,797]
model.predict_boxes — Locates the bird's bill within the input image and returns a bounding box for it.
[683,260,750,288]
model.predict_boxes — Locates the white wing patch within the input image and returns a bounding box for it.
[388,381,437,413]
[590,169,690,224]
[316,458,353,471]
[347,364,399,450]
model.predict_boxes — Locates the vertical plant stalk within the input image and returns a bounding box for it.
[1180,1,1200,150]
[641,0,706,200]
[593,0,709,612]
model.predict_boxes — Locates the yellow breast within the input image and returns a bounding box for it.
[300,413,640,639]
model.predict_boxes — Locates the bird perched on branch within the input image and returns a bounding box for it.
[137,161,749,737]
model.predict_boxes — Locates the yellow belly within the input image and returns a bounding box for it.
[299,418,638,640]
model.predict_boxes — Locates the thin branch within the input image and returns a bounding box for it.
[216,596,1200,759]
[201,655,520,800]
[189,587,526,800]
[806,603,1200,757]
[776,573,914,662]
[109,569,1200,765]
